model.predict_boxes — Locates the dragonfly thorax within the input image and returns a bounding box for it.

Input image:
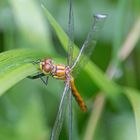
[40,58,71,81]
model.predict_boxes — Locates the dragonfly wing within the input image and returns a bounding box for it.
[71,14,107,74]
[68,90,73,140]
[50,82,70,140]
[67,0,74,67]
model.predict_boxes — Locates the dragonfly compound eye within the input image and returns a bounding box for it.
[40,58,53,74]
[45,58,52,64]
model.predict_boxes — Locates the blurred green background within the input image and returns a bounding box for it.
[0,0,140,140]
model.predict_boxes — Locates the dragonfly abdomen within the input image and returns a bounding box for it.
[70,77,87,112]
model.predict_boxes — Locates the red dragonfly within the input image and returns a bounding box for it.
[29,0,107,139]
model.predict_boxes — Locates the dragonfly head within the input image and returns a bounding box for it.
[40,58,53,74]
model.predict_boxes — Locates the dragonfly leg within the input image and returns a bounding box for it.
[28,73,45,79]
[28,58,43,79]
[40,76,49,86]
[32,59,41,65]
[28,72,49,86]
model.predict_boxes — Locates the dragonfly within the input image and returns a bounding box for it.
[29,0,107,139]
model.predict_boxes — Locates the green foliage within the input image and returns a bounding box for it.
[0,0,140,140]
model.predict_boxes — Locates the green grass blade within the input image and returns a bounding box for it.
[124,87,140,140]
[10,0,52,51]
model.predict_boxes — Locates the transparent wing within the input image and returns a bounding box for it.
[68,90,72,140]
[67,7,74,131]
[71,14,107,73]
[50,82,70,140]
[67,0,74,67]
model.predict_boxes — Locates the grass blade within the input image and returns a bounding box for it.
[124,87,140,140]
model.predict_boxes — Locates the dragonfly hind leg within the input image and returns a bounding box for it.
[28,72,49,86]
[40,75,49,86]
[28,73,45,79]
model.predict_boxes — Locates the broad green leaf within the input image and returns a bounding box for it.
[0,49,49,95]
